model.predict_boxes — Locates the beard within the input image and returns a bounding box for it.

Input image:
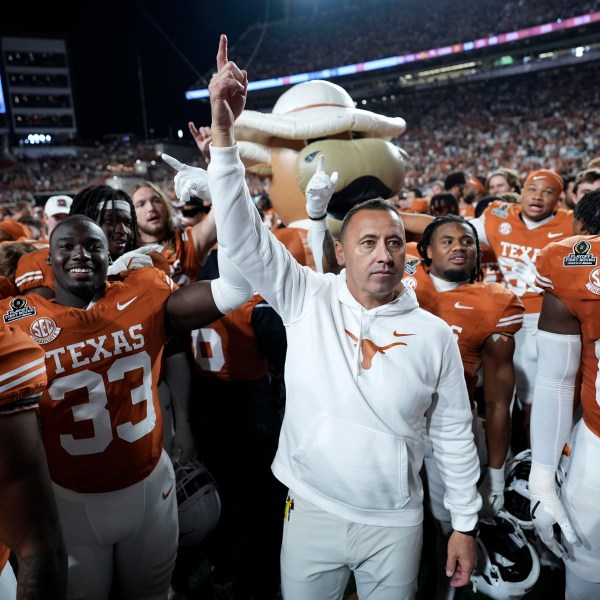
[440,266,471,282]
[138,219,167,239]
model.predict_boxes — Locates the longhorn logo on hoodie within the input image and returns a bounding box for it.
[345,330,414,369]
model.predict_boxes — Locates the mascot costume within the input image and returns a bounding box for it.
[234,79,408,236]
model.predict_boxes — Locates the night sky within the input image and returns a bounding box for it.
[2,0,285,140]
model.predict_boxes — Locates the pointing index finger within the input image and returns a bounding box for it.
[161,153,187,172]
[216,34,228,72]
[316,154,325,174]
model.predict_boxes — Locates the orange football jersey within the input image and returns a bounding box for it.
[0,267,176,493]
[159,226,201,286]
[480,242,503,284]
[0,324,47,408]
[192,294,269,381]
[403,261,524,399]
[535,235,600,436]
[15,246,53,293]
[459,203,476,218]
[272,227,316,270]
[481,201,573,313]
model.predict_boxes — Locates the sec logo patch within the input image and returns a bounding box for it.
[403,276,417,289]
[498,222,512,235]
[30,317,61,344]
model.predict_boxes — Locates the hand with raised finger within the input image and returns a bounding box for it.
[162,153,211,203]
[209,34,248,145]
[305,154,339,220]
[188,122,212,162]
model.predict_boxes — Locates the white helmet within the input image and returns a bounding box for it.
[503,450,534,531]
[174,459,221,546]
[471,511,540,599]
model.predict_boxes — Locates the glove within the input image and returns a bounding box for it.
[478,466,505,518]
[529,464,579,558]
[171,421,196,463]
[305,154,339,219]
[107,250,154,275]
[162,153,212,204]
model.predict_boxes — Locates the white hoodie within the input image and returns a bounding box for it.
[208,145,481,531]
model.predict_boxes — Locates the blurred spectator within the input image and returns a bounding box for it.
[42,195,73,237]
[429,192,459,216]
[573,168,600,205]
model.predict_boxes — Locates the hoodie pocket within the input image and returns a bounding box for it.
[291,414,411,511]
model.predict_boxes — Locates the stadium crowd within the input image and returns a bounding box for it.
[206,0,600,83]
[1,5,600,600]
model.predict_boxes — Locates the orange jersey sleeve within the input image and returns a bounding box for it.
[14,246,54,293]
[536,235,600,436]
[0,267,176,493]
[481,201,573,313]
[0,324,47,408]
[192,294,269,381]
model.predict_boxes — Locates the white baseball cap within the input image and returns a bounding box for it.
[44,195,73,217]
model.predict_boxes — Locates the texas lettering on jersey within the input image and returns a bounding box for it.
[481,201,573,313]
[0,267,176,494]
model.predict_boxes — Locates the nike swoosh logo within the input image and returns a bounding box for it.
[455,302,474,310]
[548,232,563,238]
[162,484,174,500]
[531,500,540,519]
[117,296,138,310]
[393,332,414,338]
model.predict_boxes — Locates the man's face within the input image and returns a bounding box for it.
[335,209,405,309]
[50,219,109,306]
[488,174,511,196]
[98,208,133,258]
[44,212,69,236]
[575,179,600,204]
[427,222,476,282]
[520,180,560,221]
[132,186,169,239]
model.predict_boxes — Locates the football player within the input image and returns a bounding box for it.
[0,215,252,599]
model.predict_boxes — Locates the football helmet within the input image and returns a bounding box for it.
[503,449,534,531]
[174,459,221,546]
[471,511,540,599]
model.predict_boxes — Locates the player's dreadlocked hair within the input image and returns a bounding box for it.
[416,214,484,283]
[70,185,138,256]
[574,190,600,235]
